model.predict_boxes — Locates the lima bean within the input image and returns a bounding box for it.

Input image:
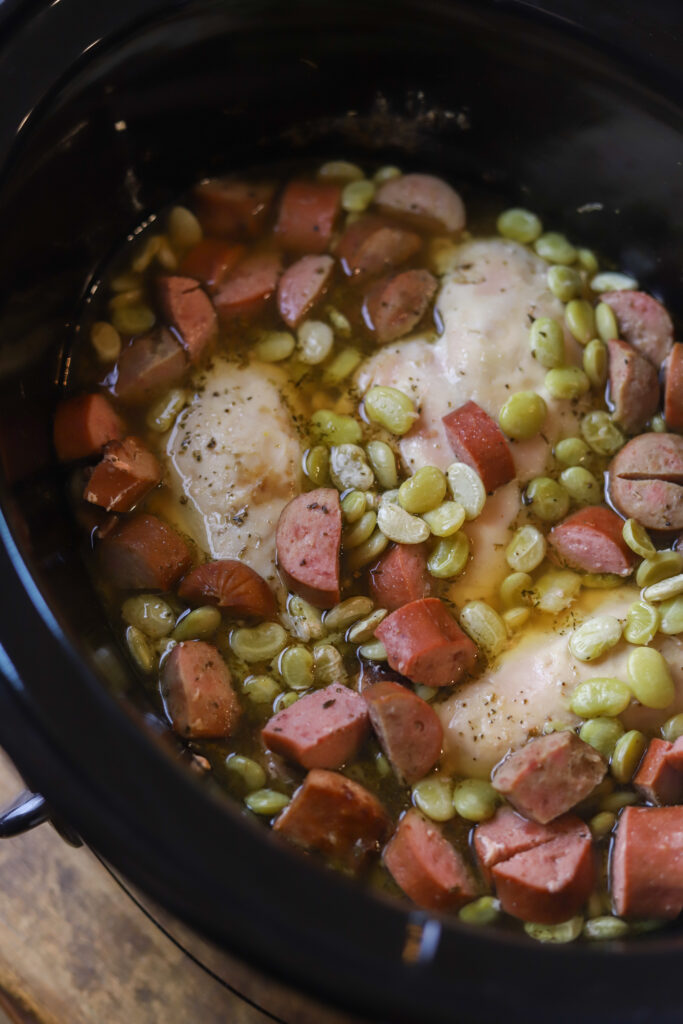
[364,385,417,435]
[570,677,631,718]
[626,647,675,709]
[428,533,470,579]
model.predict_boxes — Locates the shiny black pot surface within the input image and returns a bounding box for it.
[0,2,682,1022]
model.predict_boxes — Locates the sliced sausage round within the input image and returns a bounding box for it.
[368,542,431,611]
[273,769,391,870]
[442,400,515,494]
[275,180,341,254]
[157,276,217,363]
[364,680,442,784]
[601,290,674,368]
[53,393,124,462]
[84,436,161,513]
[383,809,478,912]
[548,505,636,576]
[179,239,246,293]
[374,597,478,687]
[633,738,683,806]
[491,731,606,824]
[664,342,683,433]
[607,338,660,434]
[213,251,282,322]
[98,513,192,591]
[276,488,342,609]
[374,173,466,234]
[363,269,437,343]
[262,684,369,770]
[277,254,334,329]
[474,807,587,884]
[611,805,683,919]
[337,215,422,281]
[160,640,241,739]
[178,559,276,620]
[115,329,187,405]
[492,824,595,924]
[609,432,683,531]
[193,179,274,238]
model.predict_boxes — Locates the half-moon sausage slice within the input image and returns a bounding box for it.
[442,400,515,494]
[607,338,659,434]
[364,680,442,784]
[179,239,246,293]
[473,807,587,884]
[178,559,277,619]
[98,513,192,590]
[262,684,369,770]
[193,179,274,238]
[609,432,683,531]
[275,180,341,254]
[115,329,187,405]
[548,506,635,576]
[53,393,123,462]
[213,252,282,323]
[157,276,218,364]
[383,809,478,912]
[374,597,478,687]
[601,290,674,368]
[611,805,683,919]
[491,731,606,824]
[368,543,431,612]
[276,488,342,609]
[633,738,683,805]
[337,215,422,280]
[664,342,683,433]
[277,254,334,328]
[160,640,241,739]
[363,269,437,343]
[84,436,161,513]
[374,173,466,234]
[273,769,391,870]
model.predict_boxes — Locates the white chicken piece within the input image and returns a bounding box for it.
[357,238,587,602]
[438,587,683,779]
[164,358,302,588]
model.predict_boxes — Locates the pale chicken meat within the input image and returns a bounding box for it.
[438,587,683,779]
[164,359,302,587]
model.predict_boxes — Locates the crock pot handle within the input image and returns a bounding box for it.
[0,789,82,846]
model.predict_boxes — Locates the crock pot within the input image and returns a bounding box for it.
[0,2,682,1021]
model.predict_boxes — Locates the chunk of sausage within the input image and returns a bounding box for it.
[178,559,276,619]
[275,181,341,254]
[363,269,437,344]
[364,681,442,785]
[115,329,187,405]
[273,769,391,869]
[53,393,123,462]
[262,684,369,770]
[368,543,431,611]
[179,239,246,294]
[83,436,161,513]
[98,513,192,590]
[160,641,240,739]
[276,489,341,609]
[383,809,478,912]
[442,400,515,494]
[374,597,478,687]
[473,806,587,884]
[491,731,606,824]
[277,254,334,329]
[374,173,466,234]
[193,179,274,238]
[337,215,422,281]
[492,824,595,924]
[607,338,660,435]
[664,342,683,433]
[667,735,683,771]
[601,290,674,368]
[157,276,217,364]
[611,805,683,918]
[633,738,683,805]
[213,251,282,322]
[548,506,635,576]
[609,433,683,531]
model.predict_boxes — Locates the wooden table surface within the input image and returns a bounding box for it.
[0,748,279,1024]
